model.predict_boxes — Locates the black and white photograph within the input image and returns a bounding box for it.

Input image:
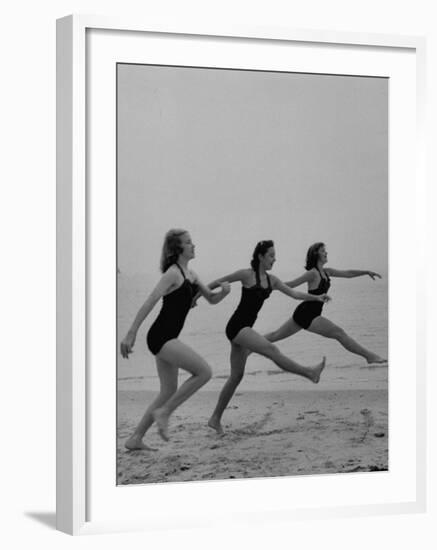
[3,0,435,544]
[116,63,389,485]
[117,64,389,485]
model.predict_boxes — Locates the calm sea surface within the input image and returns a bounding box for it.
[117,273,388,392]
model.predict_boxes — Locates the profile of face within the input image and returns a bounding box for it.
[179,232,195,260]
[259,246,276,270]
[318,245,328,265]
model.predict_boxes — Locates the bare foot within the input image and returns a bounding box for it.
[208,416,224,435]
[153,408,170,441]
[124,437,157,451]
[367,355,387,365]
[310,356,326,383]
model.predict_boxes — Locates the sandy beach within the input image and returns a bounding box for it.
[117,387,388,485]
[117,275,389,486]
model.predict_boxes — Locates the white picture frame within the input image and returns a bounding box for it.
[56,14,427,536]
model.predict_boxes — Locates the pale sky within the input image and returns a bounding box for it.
[117,64,388,281]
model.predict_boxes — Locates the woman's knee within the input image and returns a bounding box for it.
[198,363,212,383]
[330,328,347,341]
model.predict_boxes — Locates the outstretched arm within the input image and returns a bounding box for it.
[193,273,231,305]
[284,271,315,288]
[325,268,382,280]
[207,269,247,289]
[271,275,330,303]
[191,269,246,307]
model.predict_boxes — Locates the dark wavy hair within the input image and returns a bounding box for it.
[160,229,187,272]
[250,240,274,273]
[305,242,325,270]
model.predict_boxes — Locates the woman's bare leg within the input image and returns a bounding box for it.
[308,316,386,363]
[235,327,326,382]
[243,318,302,360]
[264,317,302,343]
[208,343,248,434]
[152,339,212,441]
[125,357,178,450]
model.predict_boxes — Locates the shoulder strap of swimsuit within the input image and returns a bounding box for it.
[266,273,272,290]
[315,266,325,280]
[174,263,186,280]
[254,267,260,287]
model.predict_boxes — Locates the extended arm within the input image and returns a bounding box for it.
[325,268,381,280]
[193,274,231,305]
[284,271,315,288]
[207,269,247,290]
[191,269,245,307]
[271,275,330,303]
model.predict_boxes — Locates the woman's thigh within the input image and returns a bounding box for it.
[270,316,302,339]
[233,327,276,356]
[155,356,178,394]
[158,338,211,376]
[307,316,343,338]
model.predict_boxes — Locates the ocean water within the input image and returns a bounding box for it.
[117,273,388,392]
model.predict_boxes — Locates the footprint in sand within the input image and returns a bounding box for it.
[232,411,272,437]
[360,408,375,426]
[355,408,376,443]
[270,401,285,408]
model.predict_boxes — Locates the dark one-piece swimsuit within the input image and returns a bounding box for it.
[146,263,199,355]
[292,267,330,330]
[225,270,272,342]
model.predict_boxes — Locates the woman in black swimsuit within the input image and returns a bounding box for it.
[263,242,386,364]
[206,240,330,434]
[120,229,230,448]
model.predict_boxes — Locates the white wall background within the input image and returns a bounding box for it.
[0,0,435,548]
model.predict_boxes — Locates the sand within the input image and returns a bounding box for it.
[117,387,388,485]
